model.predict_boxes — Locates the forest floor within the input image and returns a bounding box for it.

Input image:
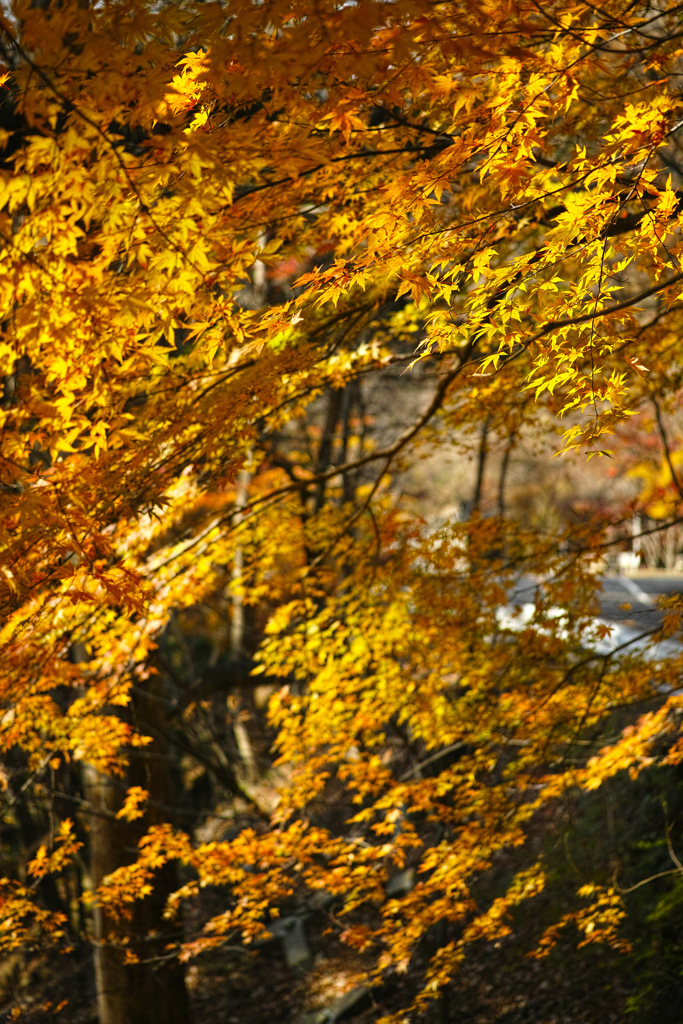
[7,887,630,1024]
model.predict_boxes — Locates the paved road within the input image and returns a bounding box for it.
[502,574,683,659]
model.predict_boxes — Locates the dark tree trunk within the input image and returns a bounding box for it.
[82,666,191,1024]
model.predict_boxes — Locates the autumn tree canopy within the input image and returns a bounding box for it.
[2,0,683,1020]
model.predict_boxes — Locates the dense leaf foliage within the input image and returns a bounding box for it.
[2,0,683,1020]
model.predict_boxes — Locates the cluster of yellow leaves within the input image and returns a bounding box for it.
[255,520,663,995]
[628,448,683,519]
[0,880,70,956]
[533,884,631,958]
[1,0,683,1015]
[28,819,82,881]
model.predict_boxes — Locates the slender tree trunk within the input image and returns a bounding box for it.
[471,415,491,514]
[82,667,191,1024]
[497,425,517,518]
[230,465,258,787]
[81,765,129,1024]
[314,388,343,513]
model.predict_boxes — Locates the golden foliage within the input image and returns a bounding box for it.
[1,0,683,1017]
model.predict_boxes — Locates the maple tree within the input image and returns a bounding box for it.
[2,0,683,1021]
